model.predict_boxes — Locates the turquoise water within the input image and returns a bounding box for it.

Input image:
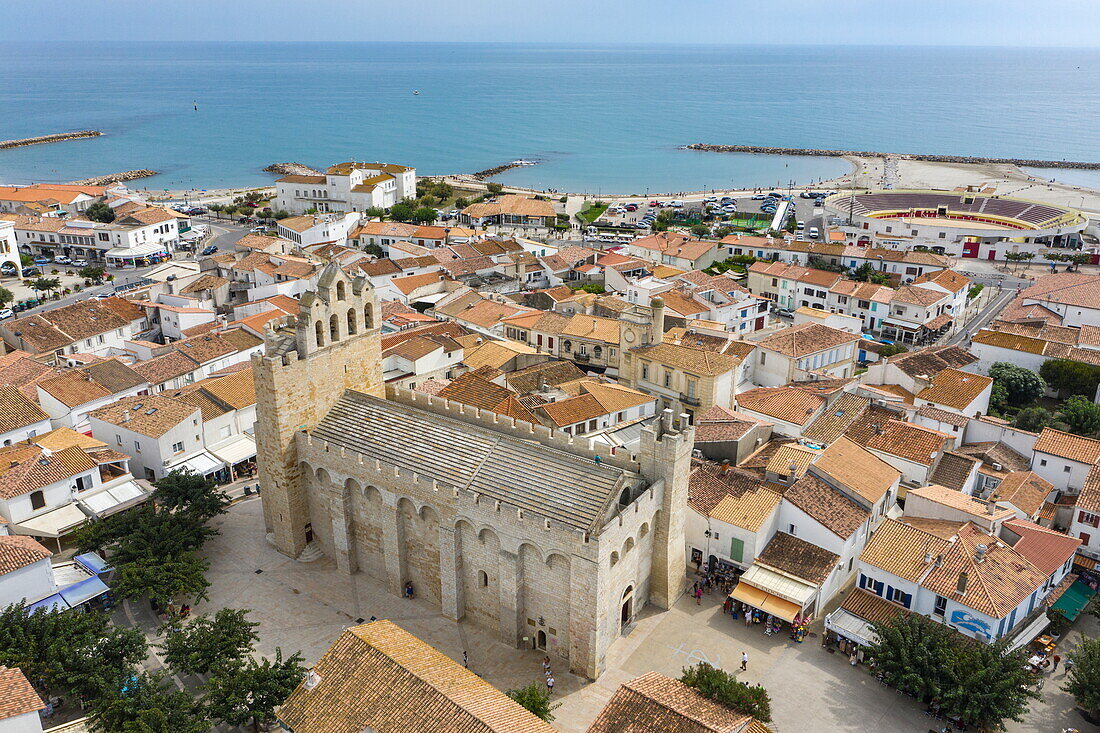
[2,43,1100,193]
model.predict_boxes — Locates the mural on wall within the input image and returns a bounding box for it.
[950,609,992,639]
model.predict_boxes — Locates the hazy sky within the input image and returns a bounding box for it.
[5,0,1099,45]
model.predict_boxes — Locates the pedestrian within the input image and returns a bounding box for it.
[1052,654,1061,671]
[740,651,748,671]
[546,675,555,695]
[462,650,468,668]
[1065,657,1074,674]
[542,656,551,674]
[695,587,702,605]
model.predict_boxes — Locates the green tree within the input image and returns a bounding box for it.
[0,287,12,307]
[0,603,147,701]
[865,614,954,703]
[20,253,33,268]
[1064,637,1100,718]
[79,266,106,282]
[574,282,605,294]
[303,207,318,215]
[454,197,469,209]
[485,182,504,195]
[363,206,386,219]
[1040,358,1100,398]
[363,243,384,257]
[939,640,1039,731]
[86,201,116,223]
[111,551,211,605]
[273,209,291,220]
[88,671,209,733]
[714,226,733,238]
[207,203,224,218]
[968,283,984,299]
[850,262,890,285]
[690,224,711,238]
[30,277,60,298]
[679,662,771,722]
[412,206,439,224]
[1058,395,1100,436]
[203,649,305,732]
[989,361,1046,408]
[160,608,259,676]
[878,344,909,358]
[1014,405,1052,432]
[506,682,560,722]
[154,469,230,520]
[388,201,417,222]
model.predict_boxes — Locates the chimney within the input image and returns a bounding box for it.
[934,553,944,568]
[924,552,934,564]
[985,498,996,515]
[660,407,674,435]
[956,571,968,595]
[974,544,987,563]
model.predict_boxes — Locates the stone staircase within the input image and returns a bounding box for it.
[296,541,325,563]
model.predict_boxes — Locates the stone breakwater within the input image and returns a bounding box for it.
[69,170,157,185]
[0,130,102,150]
[472,159,539,179]
[682,143,1100,170]
[263,162,322,176]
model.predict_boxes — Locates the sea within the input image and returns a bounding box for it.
[3,42,1100,194]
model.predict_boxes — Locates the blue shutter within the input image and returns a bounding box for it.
[873,580,884,596]
[997,617,1006,637]
[885,585,895,602]
[858,574,867,589]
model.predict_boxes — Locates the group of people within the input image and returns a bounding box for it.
[541,655,555,695]
[691,573,736,605]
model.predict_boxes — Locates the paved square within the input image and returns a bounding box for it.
[199,499,1090,732]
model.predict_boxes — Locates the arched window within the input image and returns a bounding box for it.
[314,320,325,347]
[336,280,346,301]
[563,339,572,352]
[346,308,357,335]
[610,551,619,567]
[329,313,339,342]
[594,345,603,358]
[363,303,374,330]
[478,570,488,587]
[30,490,45,510]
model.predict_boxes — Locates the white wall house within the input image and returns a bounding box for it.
[274,162,416,215]
[88,395,206,482]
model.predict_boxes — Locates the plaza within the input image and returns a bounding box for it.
[198,498,1090,733]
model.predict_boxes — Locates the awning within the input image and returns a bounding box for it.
[9,503,88,538]
[740,564,818,606]
[105,241,169,259]
[1005,613,1051,653]
[74,552,111,575]
[208,434,256,466]
[28,594,67,613]
[59,576,110,607]
[79,480,150,518]
[825,608,880,647]
[729,581,802,623]
[1051,580,1097,621]
[166,450,226,477]
[410,292,449,305]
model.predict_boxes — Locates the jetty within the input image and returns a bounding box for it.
[69,170,157,186]
[0,130,102,150]
[472,159,538,179]
[682,143,1100,171]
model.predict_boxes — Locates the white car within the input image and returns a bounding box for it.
[0,308,13,320]
[808,226,820,238]
[72,259,89,267]
[54,256,72,265]
[669,200,684,208]
[796,221,805,230]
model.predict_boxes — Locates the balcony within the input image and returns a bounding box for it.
[574,352,591,363]
[681,394,701,407]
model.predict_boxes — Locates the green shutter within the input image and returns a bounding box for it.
[729,537,744,563]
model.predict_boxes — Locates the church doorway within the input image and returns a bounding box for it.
[620,586,634,632]
[536,630,547,650]
[304,523,314,544]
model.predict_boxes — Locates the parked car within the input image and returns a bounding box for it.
[796,221,805,230]
[0,263,17,276]
[54,255,72,265]
[21,267,40,278]
[33,256,49,266]
[648,200,659,207]
[808,226,820,238]
[0,308,13,321]
[201,245,219,256]
[751,194,766,200]
[186,207,206,215]
[250,226,266,233]
[774,307,794,318]
[71,259,89,267]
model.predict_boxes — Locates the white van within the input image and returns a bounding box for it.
[808,226,820,239]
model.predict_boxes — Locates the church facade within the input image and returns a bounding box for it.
[253,265,692,678]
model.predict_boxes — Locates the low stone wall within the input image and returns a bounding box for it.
[682,143,1100,170]
[0,130,101,150]
[69,170,156,185]
[472,159,539,179]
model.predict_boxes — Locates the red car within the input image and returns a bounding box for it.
[625,204,638,212]
[648,200,659,207]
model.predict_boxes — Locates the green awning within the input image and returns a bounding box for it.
[1051,580,1097,621]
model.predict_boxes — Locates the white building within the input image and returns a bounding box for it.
[1030,427,1100,495]
[752,323,859,387]
[276,212,360,248]
[274,162,416,215]
[88,394,209,482]
[0,388,51,448]
[0,666,45,733]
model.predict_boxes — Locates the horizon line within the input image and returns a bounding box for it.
[3,39,1100,49]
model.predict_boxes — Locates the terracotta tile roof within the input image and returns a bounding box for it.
[4,297,143,353]
[0,666,45,721]
[462,194,556,220]
[1033,427,1100,464]
[757,322,858,358]
[765,444,818,479]
[461,340,536,371]
[173,332,247,364]
[37,369,112,408]
[587,671,752,733]
[757,531,840,586]
[89,394,199,438]
[953,441,1031,473]
[82,358,147,393]
[384,335,445,361]
[131,350,200,386]
[970,329,1047,354]
[635,343,741,376]
[631,232,720,263]
[812,436,900,504]
[736,386,825,426]
[841,587,911,625]
[694,405,768,443]
[992,472,1053,518]
[866,420,950,465]
[688,463,779,530]
[198,368,256,410]
[1002,518,1080,576]
[561,314,621,345]
[915,368,992,411]
[30,427,107,453]
[885,345,978,379]
[0,535,52,575]
[538,393,609,427]
[1076,464,1100,515]
[0,443,96,499]
[784,472,869,539]
[179,274,229,294]
[0,351,59,399]
[278,620,556,733]
[504,361,586,394]
[801,392,871,445]
[437,374,537,424]
[928,452,980,492]
[916,405,969,429]
[1019,272,1100,310]
[891,284,949,307]
[582,382,655,414]
[913,268,971,293]
[275,174,326,184]
[0,386,48,434]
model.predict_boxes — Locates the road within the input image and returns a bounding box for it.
[948,284,1016,346]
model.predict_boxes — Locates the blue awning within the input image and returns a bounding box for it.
[58,576,110,607]
[28,594,67,612]
[74,552,110,575]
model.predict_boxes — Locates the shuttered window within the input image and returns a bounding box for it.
[729,538,744,563]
